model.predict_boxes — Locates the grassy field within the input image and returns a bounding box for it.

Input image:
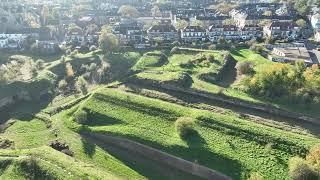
[65,87,320,180]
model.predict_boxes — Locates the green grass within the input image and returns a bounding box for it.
[132,51,165,71]
[65,88,320,180]
[0,147,122,179]
[133,49,226,88]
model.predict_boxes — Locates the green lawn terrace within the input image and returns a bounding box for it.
[125,48,320,118]
[131,48,227,87]
[65,87,320,180]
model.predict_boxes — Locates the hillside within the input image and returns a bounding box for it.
[64,87,319,179]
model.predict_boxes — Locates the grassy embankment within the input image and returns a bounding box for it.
[64,87,320,180]
[129,48,320,117]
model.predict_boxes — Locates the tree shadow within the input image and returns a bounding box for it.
[181,130,207,149]
[82,132,243,180]
[86,110,125,127]
[215,59,237,88]
[127,83,320,136]
[80,136,96,158]
[0,98,51,124]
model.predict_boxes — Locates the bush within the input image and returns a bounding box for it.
[170,46,179,54]
[208,44,216,50]
[74,110,88,124]
[236,61,253,75]
[35,59,45,70]
[288,157,317,180]
[206,54,215,62]
[175,117,196,139]
[307,144,320,170]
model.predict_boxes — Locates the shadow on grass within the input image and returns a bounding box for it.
[0,99,51,124]
[94,93,180,121]
[82,132,243,180]
[230,50,245,58]
[86,110,125,127]
[182,130,207,149]
[132,84,320,136]
[80,136,96,158]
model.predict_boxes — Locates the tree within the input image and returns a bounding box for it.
[99,31,119,53]
[263,10,272,16]
[58,79,68,93]
[296,19,307,28]
[307,144,320,171]
[151,5,161,17]
[191,20,205,28]
[100,25,113,33]
[76,76,88,95]
[68,23,82,34]
[35,59,45,70]
[175,20,188,30]
[294,0,310,16]
[118,5,139,18]
[223,18,235,26]
[65,62,74,81]
[86,24,99,35]
[41,5,50,25]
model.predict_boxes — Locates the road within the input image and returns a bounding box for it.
[305,41,320,64]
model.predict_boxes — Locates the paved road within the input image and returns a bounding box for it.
[305,41,320,64]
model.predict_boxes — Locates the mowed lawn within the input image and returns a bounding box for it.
[66,88,320,180]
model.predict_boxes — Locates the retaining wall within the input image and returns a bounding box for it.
[84,132,231,180]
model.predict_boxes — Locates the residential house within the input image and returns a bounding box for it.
[207,25,238,42]
[310,14,320,30]
[147,20,179,43]
[263,21,300,40]
[238,25,263,40]
[181,25,206,42]
[113,19,144,46]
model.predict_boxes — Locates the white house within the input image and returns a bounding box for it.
[310,14,320,30]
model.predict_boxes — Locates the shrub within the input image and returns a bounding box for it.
[74,110,88,124]
[206,54,215,62]
[170,46,179,54]
[236,61,253,75]
[307,144,320,170]
[288,157,317,180]
[76,76,88,95]
[175,117,196,139]
[208,44,216,50]
[58,79,68,92]
[248,172,264,180]
[35,59,45,70]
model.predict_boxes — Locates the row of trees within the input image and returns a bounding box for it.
[243,61,320,104]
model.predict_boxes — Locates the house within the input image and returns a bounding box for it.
[238,25,263,40]
[113,19,144,46]
[207,25,239,42]
[263,21,300,40]
[0,33,28,49]
[181,25,206,42]
[315,30,320,42]
[270,46,312,65]
[310,14,320,30]
[147,20,179,43]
